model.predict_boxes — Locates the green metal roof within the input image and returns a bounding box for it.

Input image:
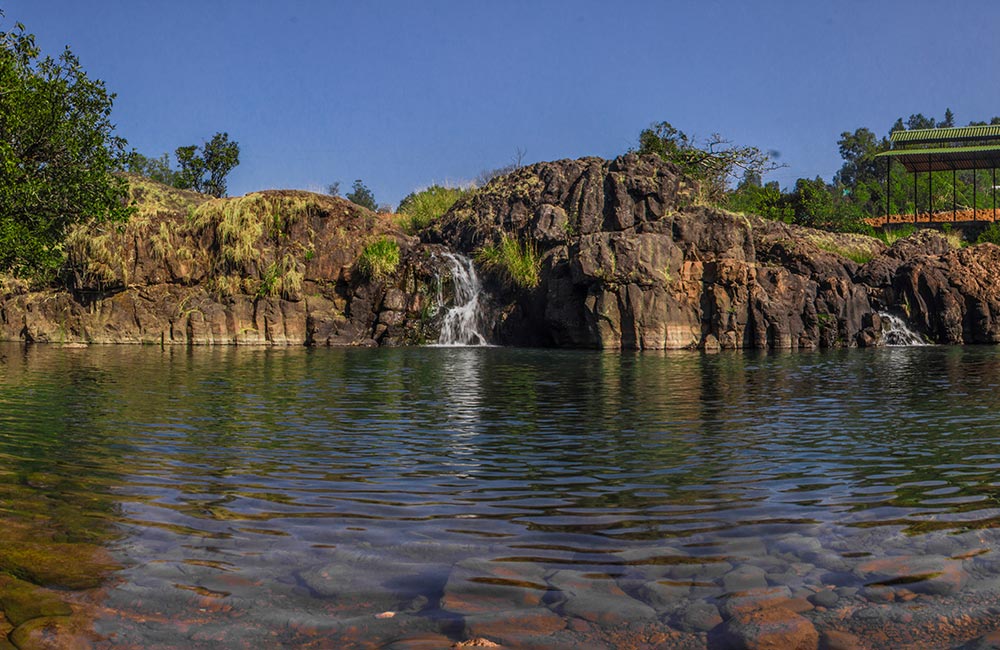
[890,125,1000,144]
[876,144,1000,172]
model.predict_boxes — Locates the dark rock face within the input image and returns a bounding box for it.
[426,154,891,350]
[6,157,1000,348]
[0,189,451,346]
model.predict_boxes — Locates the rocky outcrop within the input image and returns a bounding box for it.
[425,154,889,350]
[0,180,451,346]
[6,157,1000,349]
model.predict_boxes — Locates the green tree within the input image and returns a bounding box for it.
[726,178,792,222]
[636,121,778,203]
[787,177,836,228]
[126,151,178,185]
[174,132,240,198]
[346,179,377,211]
[0,13,131,276]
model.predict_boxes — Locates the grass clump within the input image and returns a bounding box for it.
[396,185,471,233]
[876,224,917,246]
[191,193,319,268]
[356,237,400,281]
[476,233,540,289]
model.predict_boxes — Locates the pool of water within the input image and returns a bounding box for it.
[3,343,1000,648]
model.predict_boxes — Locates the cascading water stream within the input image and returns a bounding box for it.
[879,311,928,346]
[435,253,490,346]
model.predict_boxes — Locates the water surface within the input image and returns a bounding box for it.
[3,344,1000,648]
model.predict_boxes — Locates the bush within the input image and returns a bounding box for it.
[476,233,540,289]
[356,237,400,280]
[396,185,470,233]
[978,223,1000,245]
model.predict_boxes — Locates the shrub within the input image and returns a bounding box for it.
[396,185,470,233]
[476,233,540,289]
[356,237,400,280]
[978,223,1000,245]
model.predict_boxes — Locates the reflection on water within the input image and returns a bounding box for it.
[5,344,1000,647]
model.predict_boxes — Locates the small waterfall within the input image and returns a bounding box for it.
[879,312,927,346]
[435,253,489,346]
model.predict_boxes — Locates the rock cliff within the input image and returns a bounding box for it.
[0,177,447,346]
[4,157,1000,348]
[424,154,1000,349]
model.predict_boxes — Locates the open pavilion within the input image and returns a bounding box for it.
[875,125,1000,224]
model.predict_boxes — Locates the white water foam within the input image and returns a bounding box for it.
[879,312,928,346]
[434,253,490,346]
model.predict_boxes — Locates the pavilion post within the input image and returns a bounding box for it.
[974,166,977,222]
[953,168,957,221]
[928,170,932,222]
[886,157,891,226]
[913,171,917,223]
[993,166,996,222]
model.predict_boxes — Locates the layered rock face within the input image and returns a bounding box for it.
[5,157,1000,348]
[0,182,446,346]
[426,154,889,350]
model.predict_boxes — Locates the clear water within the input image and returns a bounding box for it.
[4,344,1000,648]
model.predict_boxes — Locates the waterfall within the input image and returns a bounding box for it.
[435,253,490,346]
[879,312,928,346]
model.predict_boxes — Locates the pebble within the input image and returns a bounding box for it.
[807,589,839,609]
[671,602,722,633]
[721,565,769,593]
[710,606,819,650]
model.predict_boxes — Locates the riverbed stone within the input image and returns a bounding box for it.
[9,614,97,650]
[721,565,769,593]
[464,608,567,646]
[0,542,118,590]
[719,586,794,619]
[671,601,722,633]
[807,589,839,609]
[546,570,656,625]
[635,579,692,611]
[0,575,72,627]
[710,606,819,650]
[440,559,547,616]
[855,555,965,596]
[819,630,863,650]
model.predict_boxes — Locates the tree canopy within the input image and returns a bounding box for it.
[174,132,240,198]
[0,12,131,276]
[346,179,377,211]
[637,121,779,203]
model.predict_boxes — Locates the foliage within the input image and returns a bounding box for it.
[396,185,471,233]
[476,233,540,289]
[126,152,178,186]
[637,121,779,203]
[725,177,793,222]
[175,132,240,198]
[326,181,340,197]
[346,179,377,211]
[0,12,132,277]
[356,237,399,280]
[977,223,1000,245]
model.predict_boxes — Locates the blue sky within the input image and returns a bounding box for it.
[6,1,1000,207]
